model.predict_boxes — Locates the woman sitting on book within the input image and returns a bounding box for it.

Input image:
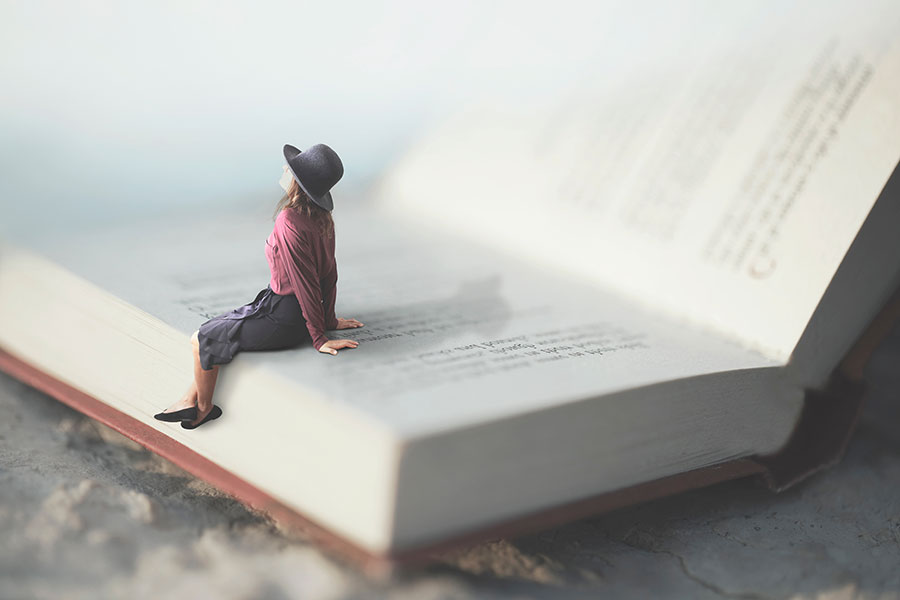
[153,143,364,429]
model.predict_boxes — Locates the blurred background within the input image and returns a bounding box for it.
[0,0,762,234]
[3,2,900,597]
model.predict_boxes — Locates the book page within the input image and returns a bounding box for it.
[375,0,900,361]
[26,203,780,435]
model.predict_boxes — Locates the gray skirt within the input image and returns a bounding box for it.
[197,284,310,370]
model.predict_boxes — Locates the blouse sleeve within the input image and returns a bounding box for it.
[273,218,330,350]
[321,262,338,330]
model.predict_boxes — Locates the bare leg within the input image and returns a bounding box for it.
[184,329,219,426]
[159,379,198,414]
[159,330,218,423]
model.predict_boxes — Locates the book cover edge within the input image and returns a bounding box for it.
[1,284,896,575]
[0,345,805,575]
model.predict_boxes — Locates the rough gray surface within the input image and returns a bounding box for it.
[1,325,898,599]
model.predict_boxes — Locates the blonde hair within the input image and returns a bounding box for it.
[272,177,334,238]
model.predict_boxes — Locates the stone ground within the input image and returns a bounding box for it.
[1,325,898,600]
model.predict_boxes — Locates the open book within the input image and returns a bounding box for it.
[2,1,900,576]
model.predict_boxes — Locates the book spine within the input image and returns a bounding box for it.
[750,370,866,492]
[749,282,900,492]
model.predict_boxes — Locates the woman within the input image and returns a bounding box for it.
[154,143,364,429]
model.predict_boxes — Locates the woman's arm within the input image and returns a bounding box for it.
[273,219,330,350]
[321,262,338,331]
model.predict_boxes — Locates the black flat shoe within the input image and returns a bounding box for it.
[181,405,222,430]
[153,406,198,422]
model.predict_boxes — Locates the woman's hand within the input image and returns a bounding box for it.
[318,339,359,355]
[335,317,364,329]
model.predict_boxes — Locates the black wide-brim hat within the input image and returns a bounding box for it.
[283,143,344,212]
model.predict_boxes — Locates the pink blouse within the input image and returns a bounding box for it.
[265,207,338,350]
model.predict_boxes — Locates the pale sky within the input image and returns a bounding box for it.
[0,0,762,230]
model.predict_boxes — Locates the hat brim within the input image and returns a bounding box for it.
[283,143,301,162]
[282,144,334,211]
